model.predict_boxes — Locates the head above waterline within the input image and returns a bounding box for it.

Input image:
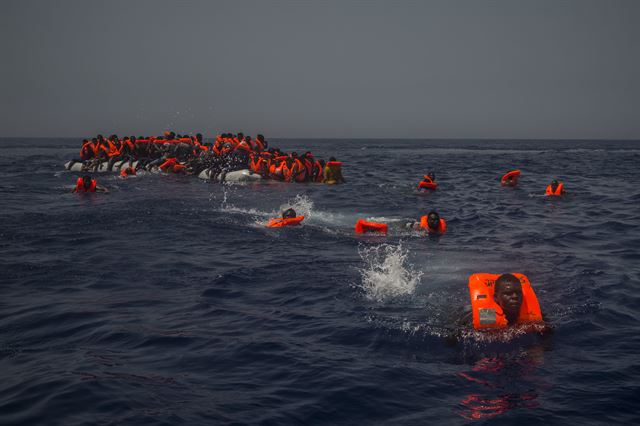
[426,210,440,230]
[282,208,296,219]
[494,273,523,324]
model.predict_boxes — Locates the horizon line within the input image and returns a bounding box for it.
[1,136,639,142]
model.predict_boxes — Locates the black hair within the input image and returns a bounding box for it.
[329,156,336,162]
[427,210,439,220]
[282,208,296,219]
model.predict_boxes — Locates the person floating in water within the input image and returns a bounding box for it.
[267,208,304,228]
[461,273,548,332]
[406,210,447,235]
[72,175,109,193]
[545,179,565,196]
[418,172,437,190]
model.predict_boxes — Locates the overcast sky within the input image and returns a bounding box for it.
[1,0,639,139]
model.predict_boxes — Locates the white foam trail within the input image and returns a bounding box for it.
[357,242,422,302]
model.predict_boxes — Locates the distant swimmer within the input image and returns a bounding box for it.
[501,170,521,187]
[418,173,437,190]
[406,210,446,235]
[72,175,108,193]
[267,208,305,228]
[462,273,548,332]
[545,180,565,196]
[323,157,345,184]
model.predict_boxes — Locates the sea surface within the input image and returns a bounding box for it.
[1,138,639,425]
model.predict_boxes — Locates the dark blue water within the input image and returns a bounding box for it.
[1,138,639,425]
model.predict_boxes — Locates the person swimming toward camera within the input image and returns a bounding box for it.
[459,273,549,332]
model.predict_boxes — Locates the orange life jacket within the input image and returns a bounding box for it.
[235,141,252,153]
[545,183,564,196]
[419,216,447,234]
[468,273,543,330]
[355,219,388,234]
[250,155,268,177]
[501,170,521,186]
[267,216,305,228]
[120,167,136,177]
[97,143,110,158]
[159,158,178,172]
[172,164,187,173]
[80,142,94,160]
[313,160,324,182]
[74,177,97,192]
[107,140,120,157]
[418,176,437,190]
[289,159,307,182]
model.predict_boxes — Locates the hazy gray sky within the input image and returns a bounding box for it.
[1,0,639,139]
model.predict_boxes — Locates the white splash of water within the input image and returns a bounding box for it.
[278,194,314,219]
[357,242,423,302]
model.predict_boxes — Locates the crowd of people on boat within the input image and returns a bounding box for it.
[74,131,345,184]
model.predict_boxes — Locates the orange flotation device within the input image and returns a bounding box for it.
[545,183,564,196]
[418,175,437,190]
[419,216,447,234]
[267,216,305,228]
[120,167,136,177]
[468,273,543,330]
[355,219,388,234]
[500,170,521,187]
[74,177,97,193]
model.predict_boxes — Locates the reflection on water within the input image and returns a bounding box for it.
[456,342,550,420]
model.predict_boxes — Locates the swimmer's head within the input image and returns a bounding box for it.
[494,274,523,322]
[82,175,92,189]
[426,210,440,230]
[329,157,337,162]
[282,208,296,219]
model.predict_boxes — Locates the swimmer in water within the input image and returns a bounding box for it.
[458,273,550,332]
[72,175,109,193]
[405,210,446,235]
[545,179,565,196]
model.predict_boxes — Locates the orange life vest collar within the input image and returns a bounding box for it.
[468,273,543,330]
[267,216,305,228]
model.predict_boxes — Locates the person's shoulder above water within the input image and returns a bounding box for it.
[464,273,551,333]
[71,175,109,193]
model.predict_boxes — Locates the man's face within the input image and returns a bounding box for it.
[495,282,523,317]
[427,215,439,229]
